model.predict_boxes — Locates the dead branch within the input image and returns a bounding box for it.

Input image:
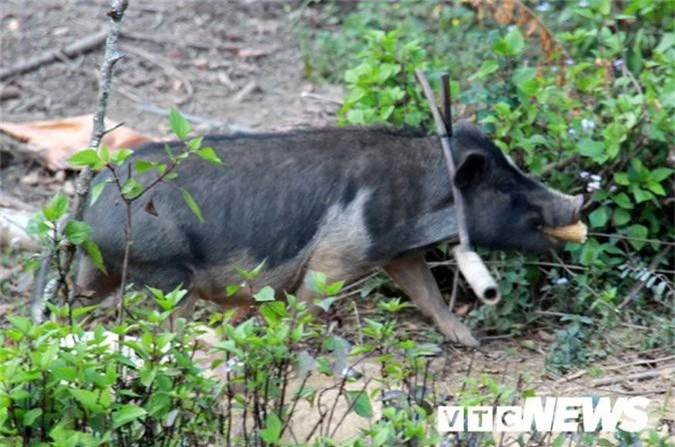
[0,30,108,81]
[30,0,129,322]
[593,367,673,387]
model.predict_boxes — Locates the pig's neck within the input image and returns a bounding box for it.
[411,137,461,246]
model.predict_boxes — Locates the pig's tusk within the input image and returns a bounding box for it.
[452,246,501,305]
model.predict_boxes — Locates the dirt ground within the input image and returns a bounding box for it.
[0,0,673,444]
[1,0,341,204]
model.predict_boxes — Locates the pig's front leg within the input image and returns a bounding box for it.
[383,254,480,348]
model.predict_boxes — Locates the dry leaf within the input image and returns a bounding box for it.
[0,115,155,170]
[144,199,159,217]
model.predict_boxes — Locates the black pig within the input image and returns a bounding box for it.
[78,123,583,346]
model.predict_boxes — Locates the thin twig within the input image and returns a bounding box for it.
[31,0,129,320]
[0,30,108,81]
[449,267,460,310]
[619,247,669,309]
[589,232,675,247]
[557,355,675,384]
[415,70,470,248]
[300,91,343,105]
[428,259,587,272]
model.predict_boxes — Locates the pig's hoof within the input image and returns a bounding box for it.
[441,324,480,348]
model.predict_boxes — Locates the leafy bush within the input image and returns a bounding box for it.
[0,297,223,446]
[0,287,451,446]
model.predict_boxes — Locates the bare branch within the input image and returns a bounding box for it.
[30,0,129,321]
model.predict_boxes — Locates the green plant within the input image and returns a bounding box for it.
[338,29,431,128]
[0,295,223,446]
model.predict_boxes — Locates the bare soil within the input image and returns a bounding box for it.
[0,1,672,443]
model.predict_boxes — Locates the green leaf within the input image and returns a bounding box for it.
[22,408,42,427]
[623,224,648,250]
[612,208,631,226]
[110,148,133,165]
[589,206,609,228]
[197,147,223,165]
[89,181,108,206]
[83,240,107,274]
[577,139,606,162]
[655,32,674,53]
[8,315,32,333]
[186,136,204,151]
[226,284,241,296]
[650,168,673,182]
[346,390,373,419]
[164,143,176,161]
[112,404,147,429]
[233,260,266,281]
[253,286,275,302]
[169,108,191,140]
[180,188,203,222]
[26,212,49,236]
[43,193,69,222]
[98,144,110,163]
[64,220,91,245]
[346,109,366,125]
[121,178,144,200]
[611,193,633,209]
[134,159,154,173]
[259,412,282,443]
[613,172,630,185]
[469,60,499,80]
[632,187,652,203]
[494,27,524,56]
[70,389,101,412]
[68,149,101,168]
[260,301,288,325]
[646,181,666,196]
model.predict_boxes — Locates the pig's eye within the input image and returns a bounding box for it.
[529,218,544,230]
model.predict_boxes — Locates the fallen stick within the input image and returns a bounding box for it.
[415,69,500,305]
[556,354,675,384]
[0,30,108,81]
[593,367,673,387]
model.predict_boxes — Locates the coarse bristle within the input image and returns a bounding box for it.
[543,221,588,243]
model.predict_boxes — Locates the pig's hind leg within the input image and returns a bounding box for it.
[383,254,480,348]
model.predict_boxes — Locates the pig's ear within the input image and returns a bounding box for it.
[454,152,487,189]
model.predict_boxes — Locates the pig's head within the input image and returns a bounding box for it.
[450,123,584,252]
